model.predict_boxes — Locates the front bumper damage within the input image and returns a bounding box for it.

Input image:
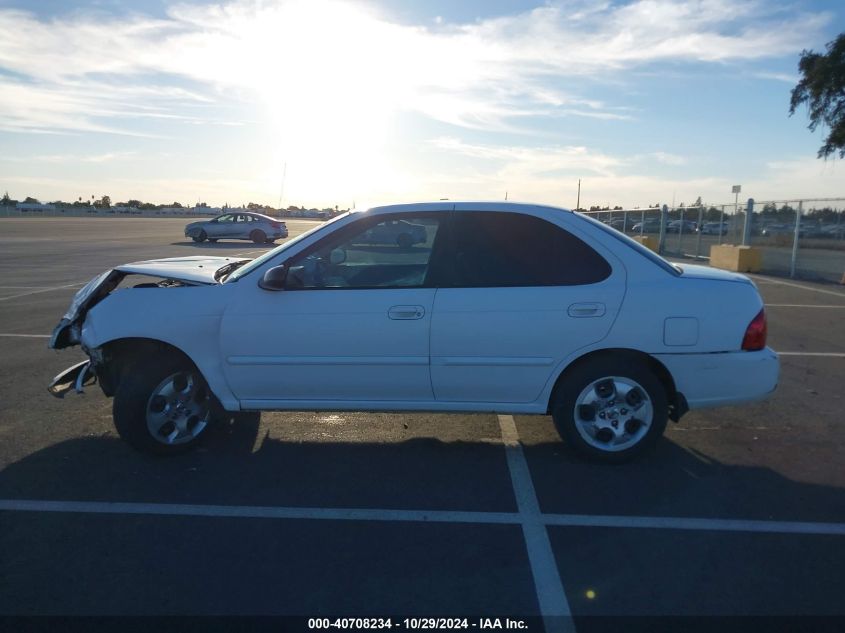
[48,360,96,398]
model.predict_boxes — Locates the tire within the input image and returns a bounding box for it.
[551,356,668,463]
[113,355,216,455]
[192,230,207,243]
[208,238,218,243]
[396,232,412,249]
[250,229,266,244]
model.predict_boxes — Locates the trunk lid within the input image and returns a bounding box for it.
[677,263,753,284]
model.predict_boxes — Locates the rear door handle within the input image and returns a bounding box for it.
[567,302,606,318]
[388,305,425,320]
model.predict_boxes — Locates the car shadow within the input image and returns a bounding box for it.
[1,426,843,523]
[170,241,275,249]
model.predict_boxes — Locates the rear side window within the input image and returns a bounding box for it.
[450,211,611,287]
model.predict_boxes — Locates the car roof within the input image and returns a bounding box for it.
[218,211,277,221]
[364,201,574,216]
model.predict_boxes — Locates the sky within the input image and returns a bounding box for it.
[0,0,843,210]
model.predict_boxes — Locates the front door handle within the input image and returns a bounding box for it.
[568,302,606,318]
[388,305,425,320]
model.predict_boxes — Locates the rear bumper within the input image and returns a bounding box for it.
[654,347,779,409]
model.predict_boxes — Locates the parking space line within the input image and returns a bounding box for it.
[777,352,845,358]
[3,499,844,536]
[0,334,50,338]
[498,415,574,633]
[0,499,518,524]
[765,304,845,308]
[0,283,83,302]
[749,275,845,299]
[543,514,845,535]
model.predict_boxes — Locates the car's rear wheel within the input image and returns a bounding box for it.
[192,230,207,243]
[551,357,667,463]
[113,355,215,455]
[251,229,266,244]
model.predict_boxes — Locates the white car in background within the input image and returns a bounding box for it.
[184,211,288,244]
[48,202,779,462]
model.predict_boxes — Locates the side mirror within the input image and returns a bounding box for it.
[258,265,288,291]
[329,248,347,265]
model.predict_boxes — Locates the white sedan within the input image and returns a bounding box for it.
[48,202,779,462]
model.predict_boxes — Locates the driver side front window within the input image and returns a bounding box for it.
[286,215,442,289]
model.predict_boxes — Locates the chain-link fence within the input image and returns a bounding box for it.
[581,198,845,283]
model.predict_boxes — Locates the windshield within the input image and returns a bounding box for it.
[224,212,352,282]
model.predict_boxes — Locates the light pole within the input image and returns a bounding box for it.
[576,179,581,211]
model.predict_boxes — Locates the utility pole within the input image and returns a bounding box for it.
[576,179,581,211]
[277,161,287,212]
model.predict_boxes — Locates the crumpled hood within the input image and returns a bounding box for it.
[116,256,251,285]
[49,255,252,349]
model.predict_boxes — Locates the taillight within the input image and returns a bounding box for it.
[741,308,767,351]
[270,222,280,228]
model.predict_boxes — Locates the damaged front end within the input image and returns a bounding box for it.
[47,269,126,398]
[47,359,97,398]
[47,255,250,399]
[49,269,125,350]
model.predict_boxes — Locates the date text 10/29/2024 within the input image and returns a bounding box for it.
[308,619,530,630]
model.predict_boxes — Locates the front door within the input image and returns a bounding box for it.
[220,208,449,406]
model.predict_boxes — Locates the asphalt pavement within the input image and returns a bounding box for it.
[1,217,844,632]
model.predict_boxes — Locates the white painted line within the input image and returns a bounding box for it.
[0,283,83,302]
[0,333,50,338]
[765,304,845,308]
[498,415,574,632]
[0,499,518,524]
[777,352,845,358]
[543,514,845,536]
[749,275,845,299]
[3,499,844,537]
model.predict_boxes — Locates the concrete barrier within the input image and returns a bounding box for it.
[632,235,659,252]
[709,244,762,273]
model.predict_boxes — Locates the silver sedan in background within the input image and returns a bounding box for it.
[185,212,288,244]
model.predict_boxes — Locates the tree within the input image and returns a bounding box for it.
[789,33,845,158]
[1,191,13,206]
[23,196,39,204]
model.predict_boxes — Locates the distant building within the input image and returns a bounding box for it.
[16,202,55,211]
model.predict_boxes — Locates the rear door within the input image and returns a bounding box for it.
[430,207,626,404]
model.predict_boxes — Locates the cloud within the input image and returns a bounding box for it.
[754,71,800,83]
[0,0,831,136]
[0,151,137,163]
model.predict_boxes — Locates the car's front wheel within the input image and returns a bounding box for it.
[551,357,668,463]
[113,355,215,455]
[192,230,207,243]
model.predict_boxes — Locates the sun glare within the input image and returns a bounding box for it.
[230,1,407,204]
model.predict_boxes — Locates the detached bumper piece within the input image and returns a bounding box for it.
[48,360,96,398]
